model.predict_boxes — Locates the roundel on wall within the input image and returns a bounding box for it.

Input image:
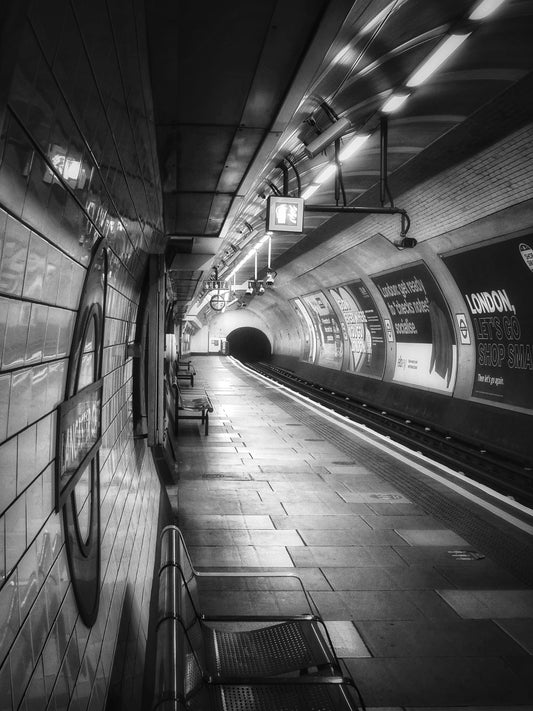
[55,244,107,626]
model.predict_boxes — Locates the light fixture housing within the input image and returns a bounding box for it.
[303,117,351,157]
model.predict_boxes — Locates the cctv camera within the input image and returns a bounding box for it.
[304,117,351,158]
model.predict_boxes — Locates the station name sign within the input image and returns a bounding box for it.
[55,379,103,511]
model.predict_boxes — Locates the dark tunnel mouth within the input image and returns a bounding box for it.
[226,327,271,362]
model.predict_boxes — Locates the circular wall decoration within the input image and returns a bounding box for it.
[56,244,107,627]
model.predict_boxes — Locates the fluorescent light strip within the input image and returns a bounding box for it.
[302,183,320,200]
[381,92,410,113]
[469,0,506,20]
[360,0,407,35]
[406,33,471,87]
[316,163,337,184]
[339,133,371,160]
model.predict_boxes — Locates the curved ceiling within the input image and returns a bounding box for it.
[145,0,533,320]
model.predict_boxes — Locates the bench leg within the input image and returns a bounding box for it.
[204,411,209,436]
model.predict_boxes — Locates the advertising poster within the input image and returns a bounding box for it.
[443,236,533,409]
[291,298,316,363]
[372,263,457,391]
[328,282,385,378]
[300,291,343,370]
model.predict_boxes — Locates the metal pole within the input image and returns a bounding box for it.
[380,116,387,207]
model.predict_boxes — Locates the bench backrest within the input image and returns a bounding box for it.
[160,526,208,668]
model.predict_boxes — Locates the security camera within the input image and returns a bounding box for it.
[304,117,351,158]
[256,281,265,295]
[396,236,417,249]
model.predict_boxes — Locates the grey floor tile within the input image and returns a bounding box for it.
[298,529,407,546]
[178,514,274,529]
[365,503,428,516]
[362,515,445,530]
[289,546,406,568]
[395,529,470,546]
[338,492,412,504]
[355,618,528,658]
[495,618,533,653]
[311,591,423,621]
[199,590,311,616]
[183,529,304,547]
[284,502,373,515]
[325,621,372,658]
[435,561,527,589]
[271,515,372,530]
[190,545,294,568]
[178,500,286,515]
[437,589,533,618]
[345,656,533,706]
[394,546,481,566]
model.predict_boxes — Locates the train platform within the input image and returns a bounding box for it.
[165,355,533,710]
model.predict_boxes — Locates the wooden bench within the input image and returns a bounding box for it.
[153,525,363,710]
[174,383,213,435]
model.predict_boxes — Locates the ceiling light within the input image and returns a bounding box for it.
[316,163,337,184]
[381,92,410,113]
[469,0,506,20]
[406,33,471,87]
[302,183,320,199]
[360,0,408,35]
[339,133,371,161]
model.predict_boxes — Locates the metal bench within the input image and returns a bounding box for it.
[175,361,196,386]
[153,525,364,710]
[174,384,213,435]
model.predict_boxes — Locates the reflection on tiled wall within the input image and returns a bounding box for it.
[0,0,163,709]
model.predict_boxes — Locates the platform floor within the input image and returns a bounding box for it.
[167,355,533,709]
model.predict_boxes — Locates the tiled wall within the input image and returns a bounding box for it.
[0,0,164,709]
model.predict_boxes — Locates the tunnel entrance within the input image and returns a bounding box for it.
[227,327,271,362]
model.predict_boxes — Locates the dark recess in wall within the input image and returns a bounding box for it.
[227,327,271,362]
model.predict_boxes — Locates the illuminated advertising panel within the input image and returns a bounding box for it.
[372,263,457,392]
[300,291,343,370]
[329,281,385,378]
[443,235,533,409]
[291,298,316,363]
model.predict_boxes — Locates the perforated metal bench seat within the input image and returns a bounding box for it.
[186,678,361,711]
[202,619,336,678]
[154,526,364,710]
